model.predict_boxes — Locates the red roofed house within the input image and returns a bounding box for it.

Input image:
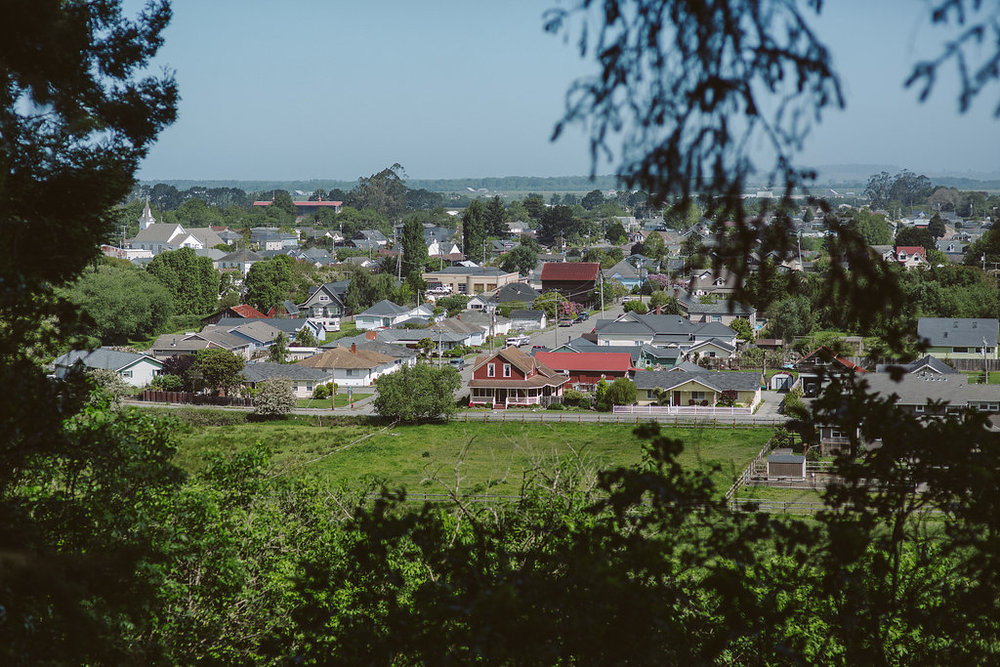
[540,262,601,308]
[534,351,635,392]
[894,246,927,269]
[200,304,269,327]
[468,347,568,408]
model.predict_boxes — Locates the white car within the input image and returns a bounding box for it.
[507,334,530,347]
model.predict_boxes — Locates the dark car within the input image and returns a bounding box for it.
[574,312,589,322]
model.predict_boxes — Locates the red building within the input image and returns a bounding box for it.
[534,351,635,391]
[540,262,601,308]
[468,347,567,408]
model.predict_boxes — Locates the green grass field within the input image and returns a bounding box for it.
[171,419,774,496]
[295,393,372,409]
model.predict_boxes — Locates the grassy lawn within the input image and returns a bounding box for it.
[962,371,1000,385]
[172,419,774,496]
[295,393,372,409]
[735,485,824,502]
[321,321,358,344]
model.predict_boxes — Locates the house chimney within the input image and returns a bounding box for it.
[351,343,357,354]
[365,330,377,341]
[457,313,461,321]
[655,305,661,315]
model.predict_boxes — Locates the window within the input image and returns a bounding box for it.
[306,382,313,391]
[691,391,706,401]
[915,405,925,413]
[712,315,722,322]
[502,363,512,377]
[319,295,329,301]
[121,370,133,378]
[954,347,968,353]
[487,363,495,377]
[346,369,356,377]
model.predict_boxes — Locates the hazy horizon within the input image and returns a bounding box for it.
[128,1,999,183]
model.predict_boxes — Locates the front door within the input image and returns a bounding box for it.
[496,389,507,406]
[673,391,681,406]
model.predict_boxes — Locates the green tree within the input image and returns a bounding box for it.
[252,377,295,418]
[729,317,755,342]
[767,295,814,342]
[147,247,221,315]
[623,299,648,314]
[648,290,680,314]
[581,189,605,210]
[852,209,893,246]
[294,327,317,347]
[373,364,462,422]
[194,348,245,395]
[484,195,508,237]
[243,255,294,312]
[533,291,569,319]
[271,190,297,216]
[536,205,578,246]
[895,226,936,254]
[462,200,487,264]
[268,333,290,363]
[400,216,428,275]
[522,194,546,220]
[928,213,947,238]
[605,220,628,244]
[498,244,538,276]
[350,163,408,222]
[64,263,173,344]
[597,377,636,410]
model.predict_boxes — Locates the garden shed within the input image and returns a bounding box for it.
[766,451,806,479]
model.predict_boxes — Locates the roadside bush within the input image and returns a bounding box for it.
[150,373,184,392]
[562,388,590,409]
[252,377,295,419]
[546,402,566,410]
[312,382,333,400]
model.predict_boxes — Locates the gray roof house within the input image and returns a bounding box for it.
[510,309,548,331]
[300,280,349,318]
[240,362,333,398]
[633,369,762,408]
[594,312,738,354]
[550,337,681,368]
[51,347,163,387]
[875,355,959,375]
[917,318,1000,360]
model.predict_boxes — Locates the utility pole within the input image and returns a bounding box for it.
[600,272,605,317]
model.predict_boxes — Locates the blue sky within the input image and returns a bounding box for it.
[130,1,999,181]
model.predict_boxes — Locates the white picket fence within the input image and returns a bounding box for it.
[614,405,753,416]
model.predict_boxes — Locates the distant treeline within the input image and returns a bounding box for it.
[139,175,624,195]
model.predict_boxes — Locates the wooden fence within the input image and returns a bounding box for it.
[137,390,253,407]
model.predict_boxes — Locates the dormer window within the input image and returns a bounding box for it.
[487,363,495,377]
[503,363,511,377]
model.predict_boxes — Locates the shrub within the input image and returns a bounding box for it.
[562,388,589,408]
[546,402,566,410]
[150,373,184,392]
[252,377,295,418]
[312,382,333,400]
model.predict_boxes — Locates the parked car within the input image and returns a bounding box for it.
[558,318,573,327]
[574,312,589,322]
[507,334,530,347]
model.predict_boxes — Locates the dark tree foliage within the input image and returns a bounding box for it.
[348,163,409,222]
[461,200,487,264]
[895,226,936,254]
[147,247,221,315]
[400,216,428,276]
[243,255,294,312]
[483,195,508,237]
[0,2,178,659]
[536,205,579,246]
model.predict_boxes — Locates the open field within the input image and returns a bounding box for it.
[295,393,371,409]
[171,417,774,496]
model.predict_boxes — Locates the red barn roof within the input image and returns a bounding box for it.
[534,351,634,373]
[540,262,600,282]
[231,304,268,319]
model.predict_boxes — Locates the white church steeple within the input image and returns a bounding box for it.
[139,197,156,230]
